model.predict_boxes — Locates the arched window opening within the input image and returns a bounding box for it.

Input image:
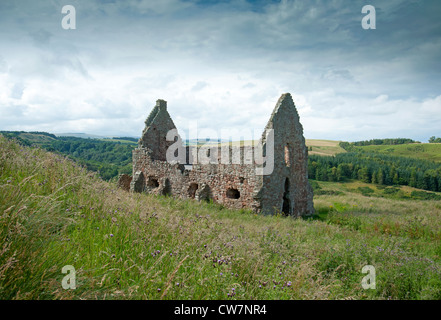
[188,183,198,199]
[226,188,240,199]
[147,177,159,188]
[284,144,291,167]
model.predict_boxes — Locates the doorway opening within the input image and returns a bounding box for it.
[282,178,291,215]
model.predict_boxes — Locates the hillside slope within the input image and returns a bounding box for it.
[356,143,441,163]
[1,136,440,300]
[305,139,346,156]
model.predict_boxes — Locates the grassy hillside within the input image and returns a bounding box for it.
[189,139,346,157]
[0,131,57,145]
[16,132,57,143]
[0,132,135,180]
[306,139,346,156]
[1,136,441,300]
[356,143,441,163]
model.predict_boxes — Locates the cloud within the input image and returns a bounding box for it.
[29,28,53,46]
[11,82,25,99]
[0,0,439,142]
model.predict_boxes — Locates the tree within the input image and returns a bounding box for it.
[429,136,441,143]
[371,170,377,184]
[336,164,344,181]
[358,166,370,183]
[377,169,384,185]
[329,167,338,182]
[409,168,417,188]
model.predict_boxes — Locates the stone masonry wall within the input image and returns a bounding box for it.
[130,94,314,217]
[132,147,261,211]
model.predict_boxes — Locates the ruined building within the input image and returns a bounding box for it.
[128,93,314,217]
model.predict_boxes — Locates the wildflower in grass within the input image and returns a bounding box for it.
[176,283,179,286]
[287,281,292,287]
[157,288,161,292]
[259,285,262,289]
[220,273,223,276]
[110,234,114,237]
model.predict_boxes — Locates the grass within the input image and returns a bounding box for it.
[356,143,441,163]
[1,136,441,300]
[319,179,441,201]
[305,139,346,156]
[100,138,137,145]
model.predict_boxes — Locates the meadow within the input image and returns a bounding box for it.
[1,135,440,300]
[354,143,441,163]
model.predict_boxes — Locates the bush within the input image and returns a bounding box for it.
[357,186,374,196]
[383,187,400,194]
[410,191,441,201]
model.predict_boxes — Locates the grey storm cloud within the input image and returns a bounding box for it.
[0,0,440,141]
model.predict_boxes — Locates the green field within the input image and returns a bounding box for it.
[100,138,138,145]
[306,139,346,156]
[1,135,440,300]
[190,139,346,157]
[356,143,441,163]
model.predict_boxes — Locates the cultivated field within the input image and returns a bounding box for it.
[193,139,346,157]
[305,139,346,156]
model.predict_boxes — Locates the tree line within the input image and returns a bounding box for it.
[339,138,418,151]
[44,137,135,180]
[308,152,441,192]
[1,132,135,180]
[429,136,441,143]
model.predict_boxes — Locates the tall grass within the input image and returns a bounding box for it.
[1,136,440,300]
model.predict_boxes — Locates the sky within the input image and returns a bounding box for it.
[0,0,440,142]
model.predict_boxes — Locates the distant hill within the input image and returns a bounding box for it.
[55,132,113,139]
[0,131,57,145]
[0,131,135,180]
[355,143,441,163]
[188,138,346,157]
[305,139,346,156]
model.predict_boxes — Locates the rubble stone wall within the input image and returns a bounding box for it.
[130,94,314,217]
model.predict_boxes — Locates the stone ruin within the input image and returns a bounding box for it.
[121,93,314,217]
